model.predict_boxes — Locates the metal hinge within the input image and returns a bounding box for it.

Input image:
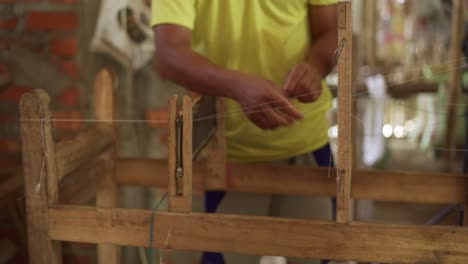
[175,115,184,195]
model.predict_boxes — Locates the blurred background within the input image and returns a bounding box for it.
[0,0,467,263]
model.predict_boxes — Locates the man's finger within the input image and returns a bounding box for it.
[270,93,304,121]
[284,65,306,97]
[262,106,291,129]
[248,112,270,130]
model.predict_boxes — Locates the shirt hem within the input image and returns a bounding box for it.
[228,139,331,163]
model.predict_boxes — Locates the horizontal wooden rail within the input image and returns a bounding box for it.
[49,205,468,263]
[56,124,114,181]
[330,81,439,98]
[116,159,468,204]
[0,162,105,207]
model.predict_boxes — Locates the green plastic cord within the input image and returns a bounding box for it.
[148,193,168,264]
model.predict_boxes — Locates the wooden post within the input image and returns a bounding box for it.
[94,69,121,264]
[445,0,464,171]
[20,90,62,264]
[336,0,354,224]
[364,0,377,74]
[168,95,193,213]
[204,97,227,189]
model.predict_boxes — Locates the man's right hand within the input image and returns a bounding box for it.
[154,24,303,130]
[232,75,304,130]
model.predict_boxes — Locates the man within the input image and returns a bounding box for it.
[152,0,338,263]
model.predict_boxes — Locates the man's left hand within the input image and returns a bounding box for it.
[283,62,323,103]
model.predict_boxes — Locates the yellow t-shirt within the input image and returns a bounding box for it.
[152,0,337,162]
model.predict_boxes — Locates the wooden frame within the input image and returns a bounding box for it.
[20,1,468,263]
[20,69,120,264]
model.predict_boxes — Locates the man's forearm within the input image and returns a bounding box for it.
[156,46,243,100]
[306,31,337,79]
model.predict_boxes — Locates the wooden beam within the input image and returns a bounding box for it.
[55,124,114,182]
[445,0,465,170]
[20,90,62,264]
[49,205,468,264]
[337,0,354,223]
[115,159,468,204]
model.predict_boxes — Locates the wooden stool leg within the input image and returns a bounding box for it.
[95,69,121,264]
[20,90,62,264]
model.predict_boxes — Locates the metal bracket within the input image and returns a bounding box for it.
[168,95,193,213]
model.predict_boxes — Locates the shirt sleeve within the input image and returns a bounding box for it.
[309,0,338,5]
[151,0,196,30]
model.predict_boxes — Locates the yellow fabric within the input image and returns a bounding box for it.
[152,0,337,162]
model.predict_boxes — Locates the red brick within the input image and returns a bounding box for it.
[146,110,169,128]
[0,0,38,2]
[51,37,77,58]
[0,39,7,50]
[53,111,82,130]
[0,114,15,123]
[56,87,79,107]
[159,130,168,144]
[25,12,78,31]
[0,158,20,169]
[50,0,78,3]
[60,61,78,80]
[0,17,18,30]
[0,139,20,154]
[0,85,30,104]
[0,64,9,76]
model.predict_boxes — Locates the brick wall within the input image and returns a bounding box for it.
[0,0,81,170]
[0,1,91,263]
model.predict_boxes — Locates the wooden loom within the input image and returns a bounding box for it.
[20,1,468,263]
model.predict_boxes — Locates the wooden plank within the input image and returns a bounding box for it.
[20,89,62,264]
[115,159,468,205]
[55,124,114,181]
[336,0,353,223]
[445,0,465,171]
[49,205,468,264]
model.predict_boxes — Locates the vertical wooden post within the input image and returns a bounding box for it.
[445,0,464,171]
[205,98,228,189]
[364,0,377,74]
[168,95,193,213]
[95,69,121,264]
[20,90,62,264]
[336,0,354,224]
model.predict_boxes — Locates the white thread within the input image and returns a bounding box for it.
[35,116,51,193]
[160,229,172,264]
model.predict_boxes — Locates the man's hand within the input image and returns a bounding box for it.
[283,62,323,103]
[233,74,304,130]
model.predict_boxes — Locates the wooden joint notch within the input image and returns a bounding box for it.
[168,95,193,213]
